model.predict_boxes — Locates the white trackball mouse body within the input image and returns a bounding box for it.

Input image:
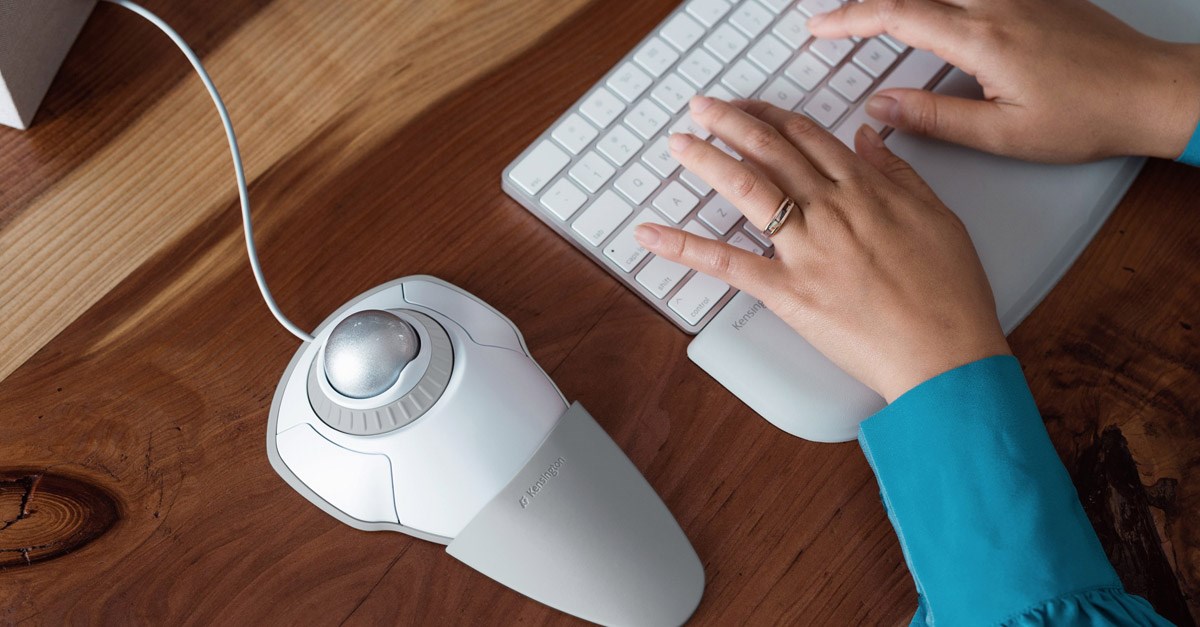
[267,276,704,625]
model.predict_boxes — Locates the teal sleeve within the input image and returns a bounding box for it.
[857,356,1172,626]
[1180,121,1200,166]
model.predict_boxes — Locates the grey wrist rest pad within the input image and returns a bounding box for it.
[448,402,704,626]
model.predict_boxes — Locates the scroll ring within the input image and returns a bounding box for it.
[762,196,796,238]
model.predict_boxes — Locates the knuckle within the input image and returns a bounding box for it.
[742,125,781,153]
[909,98,939,135]
[781,114,822,141]
[727,169,761,200]
[705,246,734,277]
[874,0,907,30]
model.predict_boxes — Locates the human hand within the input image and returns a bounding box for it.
[807,0,1200,162]
[634,97,1011,402]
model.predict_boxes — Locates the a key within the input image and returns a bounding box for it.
[810,38,855,65]
[744,224,773,248]
[784,51,829,91]
[721,59,768,98]
[730,0,773,37]
[605,209,669,272]
[572,190,633,246]
[761,76,805,110]
[679,48,723,88]
[705,84,736,101]
[607,62,654,102]
[686,0,732,26]
[597,125,644,166]
[614,163,661,204]
[698,194,741,234]
[797,0,840,16]
[624,100,671,139]
[727,230,765,255]
[634,37,680,77]
[803,88,849,127]
[569,151,617,193]
[756,0,792,12]
[680,170,713,195]
[642,137,681,177]
[637,255,691,299]
[652,73,698,113]
[852,39,898,78]
[540,178,588,221]
[832,105,886,147]
[828,63,872,102]
[747,33,791,74]
[661,13,706,51]
[879,34,907,52]
[773,10,812,49]
[875,48,946,92]
[669,112,711,140]
[551,113,599,154]
[653,181,700,223]
[579,87,626,128]
[669,272,730,325]
[509,140,570,195]
[704,23,750,63]
[684,220,717,239]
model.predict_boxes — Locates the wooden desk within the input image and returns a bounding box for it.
[1,1,1197,624]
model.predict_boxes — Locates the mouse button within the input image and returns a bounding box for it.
[275,424,400,524]
[402,280,523,353]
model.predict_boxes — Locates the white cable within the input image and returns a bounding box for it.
[101,0,314,343]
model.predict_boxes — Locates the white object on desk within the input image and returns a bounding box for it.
[0,0,95,129]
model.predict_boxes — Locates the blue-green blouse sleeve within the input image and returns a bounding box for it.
[857,355,1171,626]
[1179,121,1200,166]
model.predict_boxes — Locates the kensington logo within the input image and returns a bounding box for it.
[519,456,566,509]
[732,299,766,331]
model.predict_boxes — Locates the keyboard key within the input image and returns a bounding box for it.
[669,272,729,325]
[686,0,732,26]
[551,113,599,154]
[607,62,654,102]
[573,190,633,246]
[761,76,805,110]
[832,105,887,148]
[705,84,736,101]
[540,178,588,220]
[615,163,661,204]
[569,151,617,192]
[797,0,840,16]
[679,48,723,88]
[637,255,691,299]
[704,23,750,63]
[730,0,773,37]
[605,209,669,272]
[756,0,792,12]
[744,224,773,248]
[811,38,855,65]
[509,140,570,194]
[728,230,765,255]
[785,51,829,91]
[661,13,706,51]
[684,220,717,239]
[853,39,898,78]
[876,48,946,92]
[829,63,872,102]
[634,37,680,77]
[773,10,812,49]
[721,59,768,98]
[625,100,671,139]
[880,34,907,52]
[597,125,644,166]
[653,181,700,223]
[698,194,741,234]
[579,87,626,128]
[747,33,791,73]
[669,111,711,140]
[651,73,698,113]
[804,88,848,127]
[642,137,681,177]
[680,170,713,195]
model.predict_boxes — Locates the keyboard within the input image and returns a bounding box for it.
[503,0,948,333]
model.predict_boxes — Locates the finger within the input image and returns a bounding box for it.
[669,133,790,232]
[734,100,859,181]
[634,223,776,293]
[807,0,968,61]
[866,88,1008,153]
[853,125,935,198]
[687,96,831,193]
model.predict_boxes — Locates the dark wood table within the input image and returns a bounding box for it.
[1,1,1197,624]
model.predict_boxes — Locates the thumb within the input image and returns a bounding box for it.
[866,89,1007,153]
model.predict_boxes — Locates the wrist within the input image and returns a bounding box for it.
[1131,42,1200,160]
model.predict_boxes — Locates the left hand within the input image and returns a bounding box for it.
[634,96,1011,402]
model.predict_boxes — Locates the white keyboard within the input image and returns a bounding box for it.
[503,0,948,333]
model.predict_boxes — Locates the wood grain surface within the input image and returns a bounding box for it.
[0,0,1196,624]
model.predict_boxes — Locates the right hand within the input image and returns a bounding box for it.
[807,0,1200,163]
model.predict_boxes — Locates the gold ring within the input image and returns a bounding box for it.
[762,197,796,238]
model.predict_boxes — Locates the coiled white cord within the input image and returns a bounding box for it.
[101,0,315,343]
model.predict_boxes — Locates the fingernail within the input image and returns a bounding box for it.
[690,95,715,112]
[668,133,694,152]
[634,225,660,247]
[859,124,885,148]
[866,94,899,124]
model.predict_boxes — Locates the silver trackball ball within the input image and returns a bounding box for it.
[323,309,420,399]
